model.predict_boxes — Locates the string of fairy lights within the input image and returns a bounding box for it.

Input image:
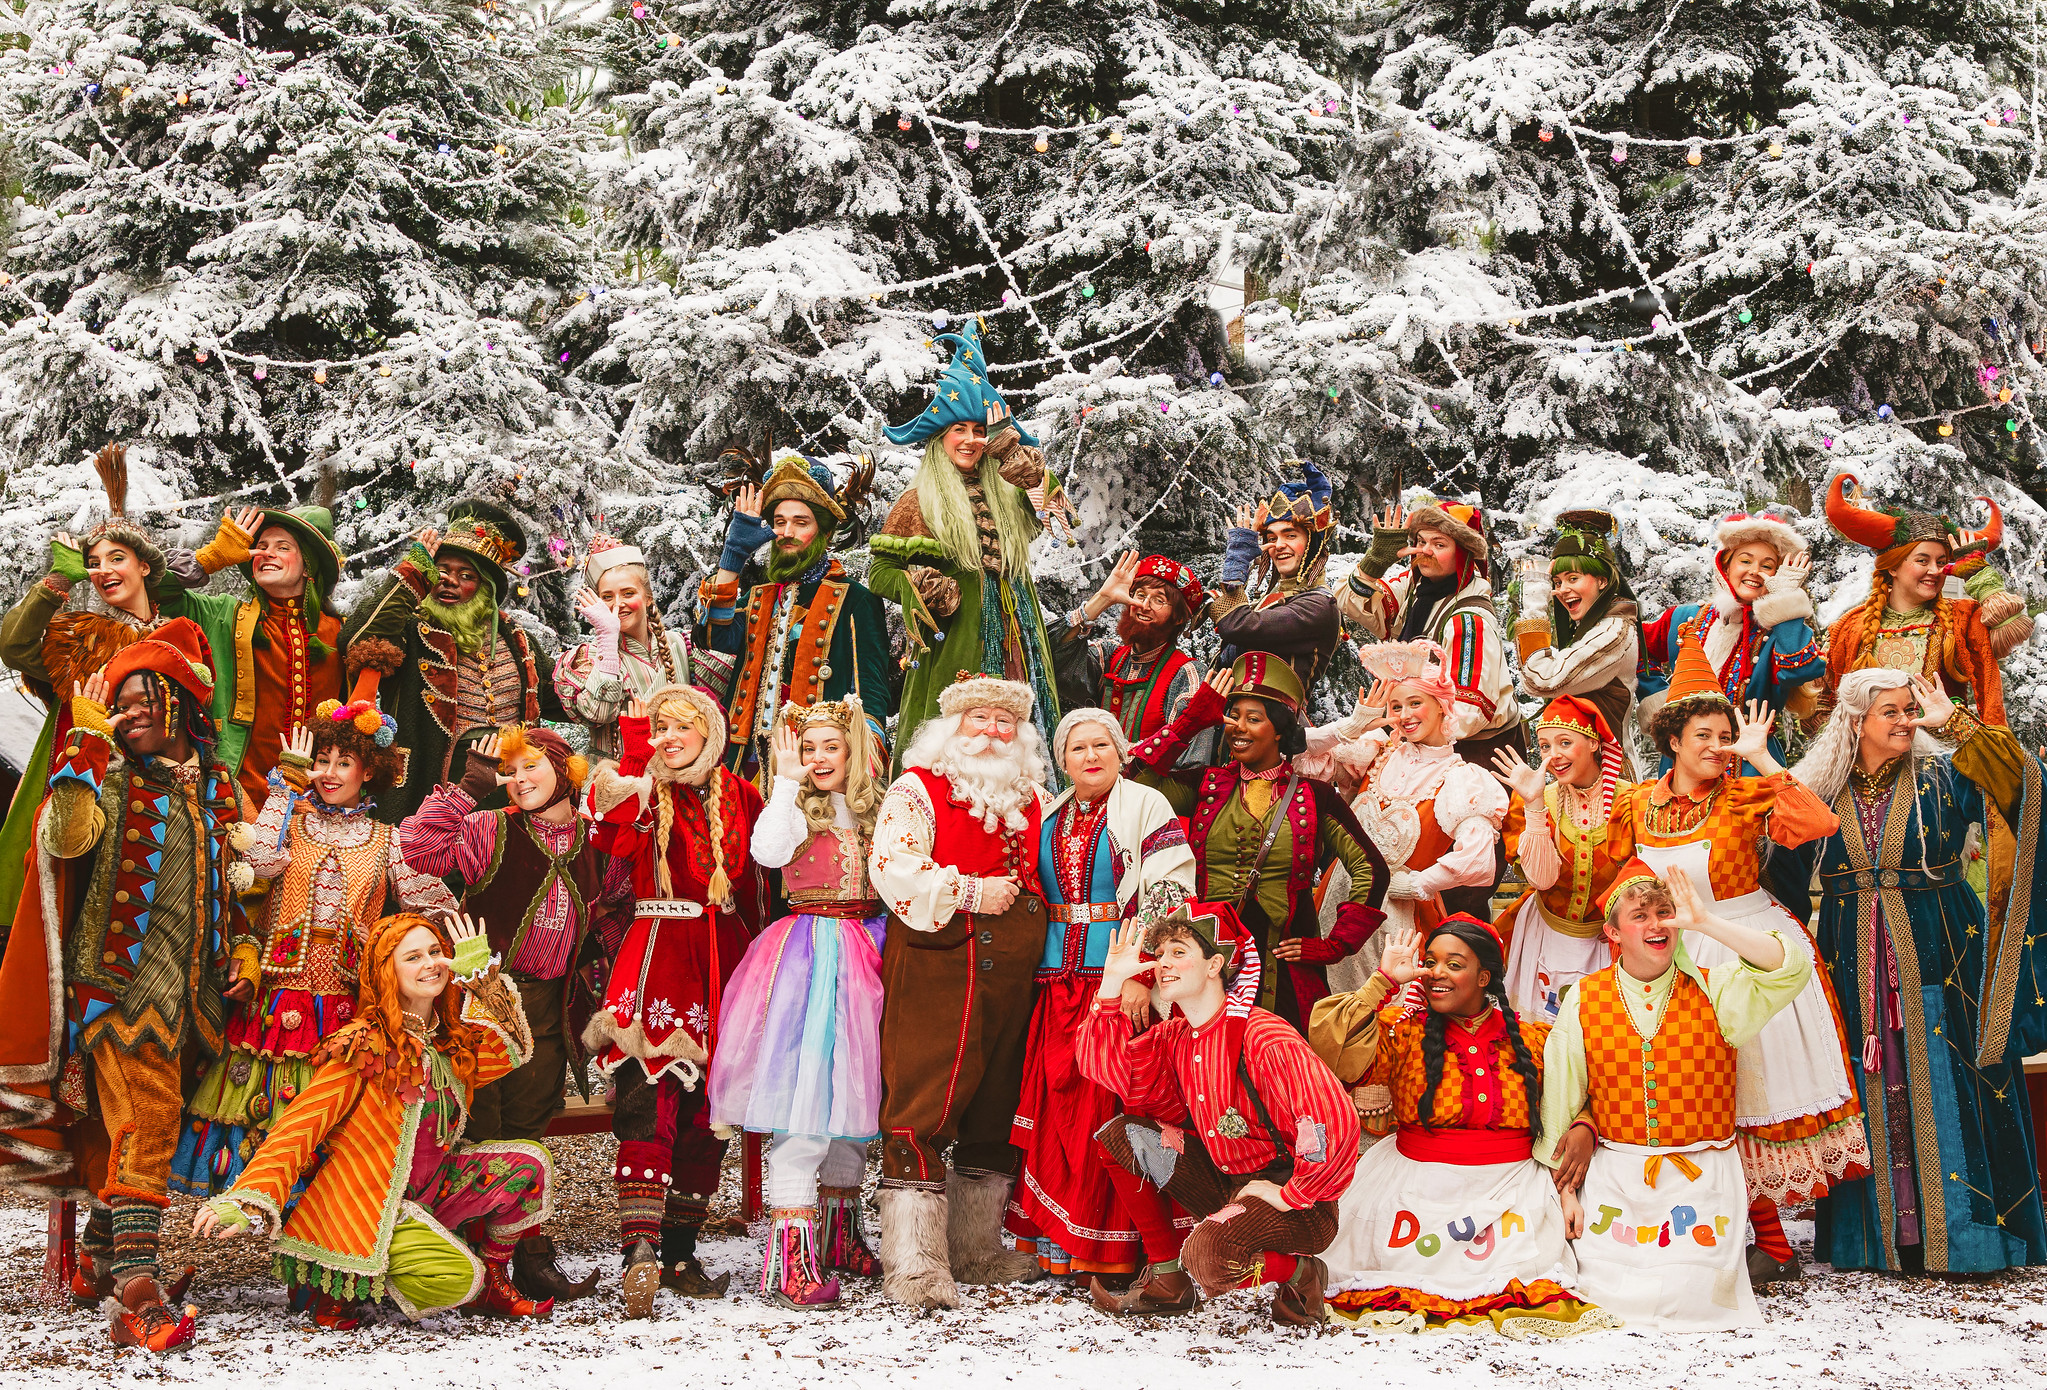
[6,2,2043,583]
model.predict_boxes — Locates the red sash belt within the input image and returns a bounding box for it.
[1395,1125,1533,1165]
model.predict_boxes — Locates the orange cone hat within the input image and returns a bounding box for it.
[1662,630,1732,714]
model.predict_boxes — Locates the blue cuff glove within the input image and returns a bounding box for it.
[1220,526,1263,587]
[720,510,774,573]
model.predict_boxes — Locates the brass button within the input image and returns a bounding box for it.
[64,746,79,758]
[121,859,134,872]
[115,890,129,903]
[124,829,139,842]
[129,800,144,813]
[102,951,117,964]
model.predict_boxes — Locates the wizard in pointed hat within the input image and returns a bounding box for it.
[869,317,1064,769]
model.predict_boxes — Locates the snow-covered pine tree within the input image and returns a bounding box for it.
[0,0,607,635]
[561,0,1372,605]
[1245,0,2047,734]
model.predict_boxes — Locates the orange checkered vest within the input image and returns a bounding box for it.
[1577,965,1736,1148]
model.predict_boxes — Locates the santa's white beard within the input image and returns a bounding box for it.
[912,722,1046,832]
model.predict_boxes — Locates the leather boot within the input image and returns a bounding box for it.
[659,1256,731,1298]
[621,1240,661,1320]
[106,1275,196,1354]
[762,1209,841,1310]
[1747,1244,1803,1286]
[1091,1262,1198,1317]
[472,1258,554,1319]
[1269,1255,1328,1326]
[512,1233,600,1302]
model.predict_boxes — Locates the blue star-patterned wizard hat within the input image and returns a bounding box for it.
[883,317,1039,449]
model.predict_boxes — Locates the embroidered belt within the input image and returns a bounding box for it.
[787,898,883,918]
[634,898,704,919]
[1046,901,1123,923]
[1819,859,1960,892]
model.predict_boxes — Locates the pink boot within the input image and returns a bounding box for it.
[763,1209,841,1310]
[820,1185,882,1279]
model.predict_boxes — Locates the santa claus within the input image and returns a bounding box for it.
[867,673,1053,1308]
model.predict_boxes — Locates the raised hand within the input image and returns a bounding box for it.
[1490,746,1547,803]
[1100,918,1149,994]
[473,730,504,768]
[1729,699,1775,762]
[415,526,441,554]
[227,505,265,539]
[771,721,803,781]
[74,668,112,709]
[731,483,763,522]
[284,723,316,764]
[1665,865,1704,933]
[625,695,647,722]
[1231,502,1258,532]
[1203,665,1238,702]
[1779,551,1812,584]
[1373,502,1407,533]
[1093,551,1141,610]
[447,911,496,979]
[986,399,1013,430]
[575,586,621,634]
[1377,921,1424,984]
[1908,673,1955,730]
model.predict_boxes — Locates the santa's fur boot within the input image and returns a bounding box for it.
[876,1186,959,1310]
[945,1169,1043,1286]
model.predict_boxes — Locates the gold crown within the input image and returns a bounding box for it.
[439,520,519,567]
[781,696,861,732]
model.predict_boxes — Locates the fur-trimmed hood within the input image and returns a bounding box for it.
[1714,514,1806,564]
[641,683,728,786]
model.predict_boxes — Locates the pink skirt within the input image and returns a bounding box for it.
[709,911,886,1141]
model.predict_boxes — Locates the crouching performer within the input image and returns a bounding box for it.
[1537,863,1809,1331]
[1079,903,1360,1325]
[1308,916,1618,1337]
[191,913,555,1327]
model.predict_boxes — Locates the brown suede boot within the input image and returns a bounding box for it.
[1090,1262,1198,1317]
[512,1233,600,1302]
[1269,1255,1328,1326]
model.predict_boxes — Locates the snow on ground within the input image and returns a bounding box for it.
[3,1196,2047,1390]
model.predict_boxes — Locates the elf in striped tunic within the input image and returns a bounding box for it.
[192,912,554,1328]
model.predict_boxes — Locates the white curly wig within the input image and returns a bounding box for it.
[1792,669,1951,805]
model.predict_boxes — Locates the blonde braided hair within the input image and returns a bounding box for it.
[647,691,732,908]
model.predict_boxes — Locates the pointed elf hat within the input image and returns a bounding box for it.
[248,471,344,595]
[105,616,216,706]
[1144,900,1263,1063]
[1824,472,2001,568]
[883,317,1038,449]
[1598,856,1663,920]
[1534,693,1625,819]
[1662,631,1733,714]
